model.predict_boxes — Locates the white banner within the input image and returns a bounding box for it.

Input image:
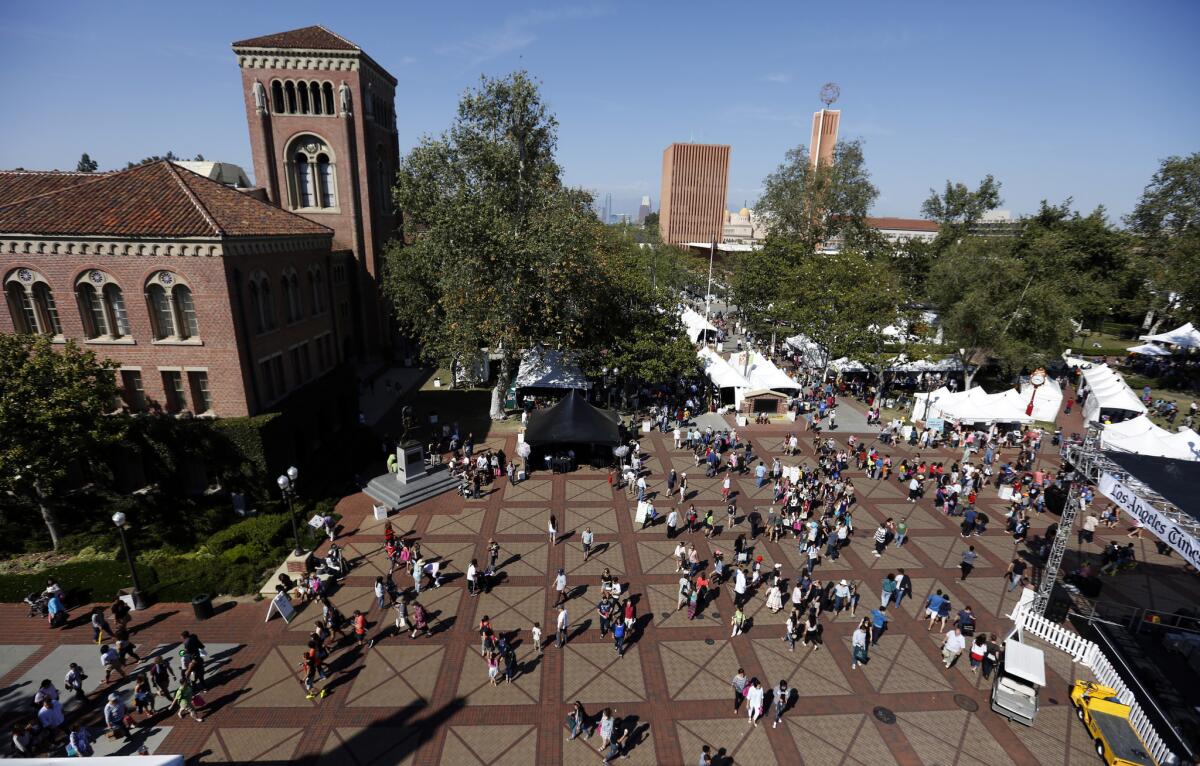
[1098,472,1200,570]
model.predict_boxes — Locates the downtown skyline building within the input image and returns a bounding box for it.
[658,143,730,247]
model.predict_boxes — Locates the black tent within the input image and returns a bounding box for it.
[1105,451,1200,524]
[525,389,620,447]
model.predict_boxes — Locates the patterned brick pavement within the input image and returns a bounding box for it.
[2,405,1147,765]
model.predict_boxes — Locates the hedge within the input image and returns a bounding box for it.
[0,561,158,604]
[0,509,339,604]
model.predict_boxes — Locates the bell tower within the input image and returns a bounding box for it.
[232,26,400,355]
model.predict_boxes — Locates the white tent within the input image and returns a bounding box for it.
[785,334,826,369]
[1100,416,1200,461]
[697,347,750,406]
[729,350,801,393]
[912,385,1035,425]
[1139,321,1200,348]
[1126,342,1173,357]
[1079,364,1146,423]
[680,307,719,343]
[830,357,868,373]
[515,346,591,391]
[993,377,1063,422]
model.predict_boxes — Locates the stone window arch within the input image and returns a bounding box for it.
[286,134,337,210]
[248,270,275,334]
[308,265,326,315]
[145,271,200,341]
[75,269,130,340]
[271,80,285,113]
[280,268,302,323]
[4,268,62,336]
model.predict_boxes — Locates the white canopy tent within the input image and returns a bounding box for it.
[1079,364,1146,423]
[992,378,1063,422]
[785,333,826,369]
[697,347,750,406]
[1100,415,1200,461]
[1127,342,1174,357]
[912,385,1036,425]
[729,350,801,393]
[679,307,719,343]
[1139,321,1200,348]
[515,347,591,391]
[829,357,868,373]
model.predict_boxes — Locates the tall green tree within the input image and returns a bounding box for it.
[385,73,618,419]
[75,153,99,172]
[1127,152,1200,325]
[0,336,124,549]
[757,139,878,253]
[921,175,1002,231]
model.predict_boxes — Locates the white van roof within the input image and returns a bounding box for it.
[1004,639,1047,686]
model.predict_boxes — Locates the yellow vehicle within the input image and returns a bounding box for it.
[1070,681,1158,765]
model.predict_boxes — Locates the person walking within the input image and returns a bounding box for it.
[745,678,764,727]
[597,594,614,638]
[731,668,749,713]
[982,634,1001,679]
[880,573,898,608]
[409,601,429,639]
[596,708,616,756]
[869,607,888,645]
[612,619,626,658]
[1004,559,1027,592]
[942,626,966,668]
[968,634,987,673]
[581,528,594,561]
[554,568,569,606]
[893,569,910,608]
[872,522,889,557]
[64,662,87,701]
[733,567,747,608]
[466,559,479,596]
[730,605,747,637]
[772,680,790,728]
[556,605,569,648]
[148,655,174,701]
[851,618,870,669]
[548,515,558,546]
[666,508,679,539]
[784,609,798,652]
[802,608,822,650]
[960,546,978,581]
[374,577,387,609]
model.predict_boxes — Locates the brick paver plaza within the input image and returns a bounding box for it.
[6,408,1192,764]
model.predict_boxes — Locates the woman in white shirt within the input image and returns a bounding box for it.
[745,679,764,726]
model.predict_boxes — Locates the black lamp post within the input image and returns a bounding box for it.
[111,512,143,609]
[276,466,304,557]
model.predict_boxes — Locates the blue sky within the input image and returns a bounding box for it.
[2,1,1197,221]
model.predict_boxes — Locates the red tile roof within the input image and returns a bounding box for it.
[232,26,359,51]
[866,217,940,233]
[0,161,331,239]
[0,171,100,206]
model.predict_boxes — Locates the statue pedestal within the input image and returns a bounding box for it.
[396,440,426,485]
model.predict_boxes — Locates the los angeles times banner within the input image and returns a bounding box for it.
[1098,472,1200,570]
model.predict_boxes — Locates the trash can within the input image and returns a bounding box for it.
[191,594,214,621]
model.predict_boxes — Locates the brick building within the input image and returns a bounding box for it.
[231,26,400,357]
[0,161,352,418]
[659,143,731,246]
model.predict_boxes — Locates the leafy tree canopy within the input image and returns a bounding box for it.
[76,153,99,173]
[0,335,124,549]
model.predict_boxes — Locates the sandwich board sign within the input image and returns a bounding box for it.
[265,591,297,623]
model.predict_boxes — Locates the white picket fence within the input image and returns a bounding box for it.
[1012,599,1179,765]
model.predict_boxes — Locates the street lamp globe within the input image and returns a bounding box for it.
[277,475,289,491]
[112,512,126,527]
[287,466,299,482]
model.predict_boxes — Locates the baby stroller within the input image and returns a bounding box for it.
[25,592,49,619]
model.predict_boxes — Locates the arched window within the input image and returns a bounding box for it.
[146,272,201,341]
[271,80,285,113]
[286,135,336,210]
[280,275,293,323]
[284,81,297,114]
[316,154,335,206]
[147,284,175,340]
[308,266,326,315]
[323,82,335,115]
[309,82,322,115]
[248,271,275,333]
[174,285,199,339]
[74,270,130,339]
[298,81,310,114]
[5,268,61,336]
[249,280,263,334]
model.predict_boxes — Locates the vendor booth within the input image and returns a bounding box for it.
[523,389,620,470]
[912,385,1035,426]
[680,307,720,343]
[515,346,590,401]
[1100,416,1200,461]
[698,347,750,407]
[740,388,789,415]
[730,350,801,394]
[1078,365,1146,424]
